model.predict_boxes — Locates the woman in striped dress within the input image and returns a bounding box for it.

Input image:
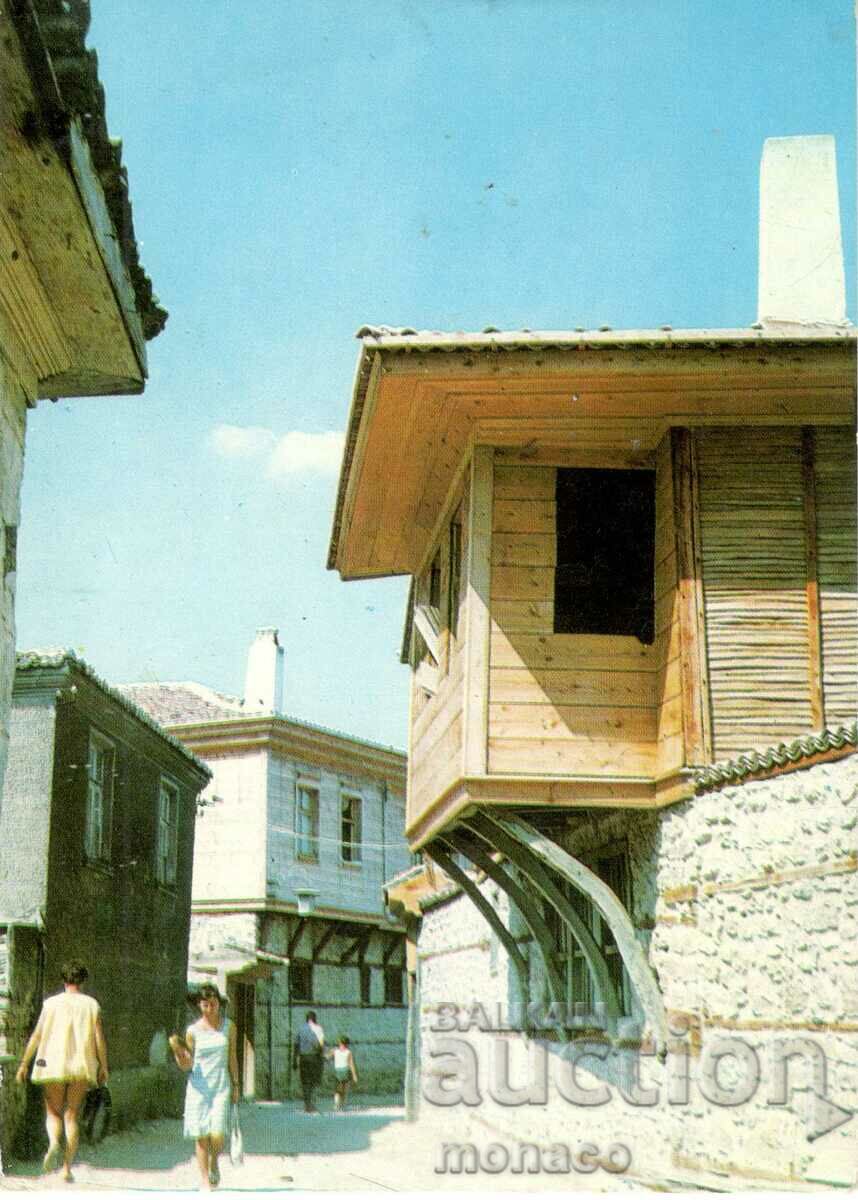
[170,986,239,1190]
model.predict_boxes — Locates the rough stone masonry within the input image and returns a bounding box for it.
[417,754,858,1189]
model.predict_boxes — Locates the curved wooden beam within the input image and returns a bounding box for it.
[424,843,529,994]
[441,831,568,1020]
[486,812,668,1052]
[463,814,620,1025]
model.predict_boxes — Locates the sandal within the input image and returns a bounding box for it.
[43,1143,62,1173]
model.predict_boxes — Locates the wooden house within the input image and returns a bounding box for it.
[329,137,858,1185]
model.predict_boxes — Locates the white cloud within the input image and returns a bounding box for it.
[266,430,345,478]
[209,424,345,478]
[210,424,276,458]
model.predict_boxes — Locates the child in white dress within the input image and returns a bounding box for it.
[329,1036,358,1111]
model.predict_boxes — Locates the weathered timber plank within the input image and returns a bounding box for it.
[491,533,556,567]
[410,712,464,804]
[487,737,656,776]
[489,630,655,671]
[462,446,493,774]
[490,565,554,602]
[656,730,686,776]
[816,426,857,726]
[493,499,555,534]
[410,647,466,746]
[493,465,555,500]
[494,447,654,470]
[489,666,656,707]
[672,428,711,764]
[488,702,657,741]
[491,599,554,633]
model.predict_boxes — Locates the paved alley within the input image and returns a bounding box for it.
[0,1097,633,1194]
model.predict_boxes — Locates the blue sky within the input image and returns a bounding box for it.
[15,1,855,750]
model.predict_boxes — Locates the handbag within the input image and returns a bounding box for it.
[82,1085,112,1145]
[229,1103,244,1167]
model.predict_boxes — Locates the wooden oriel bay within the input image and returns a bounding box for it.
[329,329,857,849]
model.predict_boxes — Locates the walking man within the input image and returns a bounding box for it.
[293,1010,324,1113]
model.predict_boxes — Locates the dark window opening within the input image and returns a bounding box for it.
[384,967,404,1005]
[3,524,17,579]
[594,850,631,1016]
[547,847,633,1022]
[290,960,313,1001]
[448,518,462,636]
[554,468,655,642]
[428,553,442,611]
[341,794,362,863]
[360,965,372,1005]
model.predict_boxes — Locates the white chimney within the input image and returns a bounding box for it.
[243,628,284,714]
[758,135,847,327]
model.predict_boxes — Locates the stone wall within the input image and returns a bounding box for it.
[0,925,41,1164]
[0,697,56,920]
[416,756,858,1189]
[0,361,26,812]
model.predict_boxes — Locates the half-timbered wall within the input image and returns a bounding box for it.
[486,458,662,778]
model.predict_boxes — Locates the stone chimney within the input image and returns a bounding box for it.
[243,628,284,714]
[758,135,847,327]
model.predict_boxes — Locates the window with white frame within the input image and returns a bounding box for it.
[156,778,180,886]
[85,732,114,863]
[340,793,362,864]
[295,782,319,861]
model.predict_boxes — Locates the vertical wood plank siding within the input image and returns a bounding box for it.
[670,429,713,766]
[815,427,858,726]
[698,428,813,758]
[487,462,658,777]
[406,479,469,829]
[655,433,685,776]
[801,428,825,730]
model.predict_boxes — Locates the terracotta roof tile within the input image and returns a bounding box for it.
[694,723,858,792]
[116,682,243,726]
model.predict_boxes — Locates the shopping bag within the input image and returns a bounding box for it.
[229,1103,244,1166]
[82,1085,112,1144]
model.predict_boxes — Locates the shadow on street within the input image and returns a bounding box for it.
[5,1098,404,1188]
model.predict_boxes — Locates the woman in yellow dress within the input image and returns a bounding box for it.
[15,960,109,1182]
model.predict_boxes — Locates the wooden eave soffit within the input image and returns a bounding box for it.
[1,25,146,399]
[335,346,855,581]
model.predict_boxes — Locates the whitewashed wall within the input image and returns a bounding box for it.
[193,751,269,901]
[266,751,410,914]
